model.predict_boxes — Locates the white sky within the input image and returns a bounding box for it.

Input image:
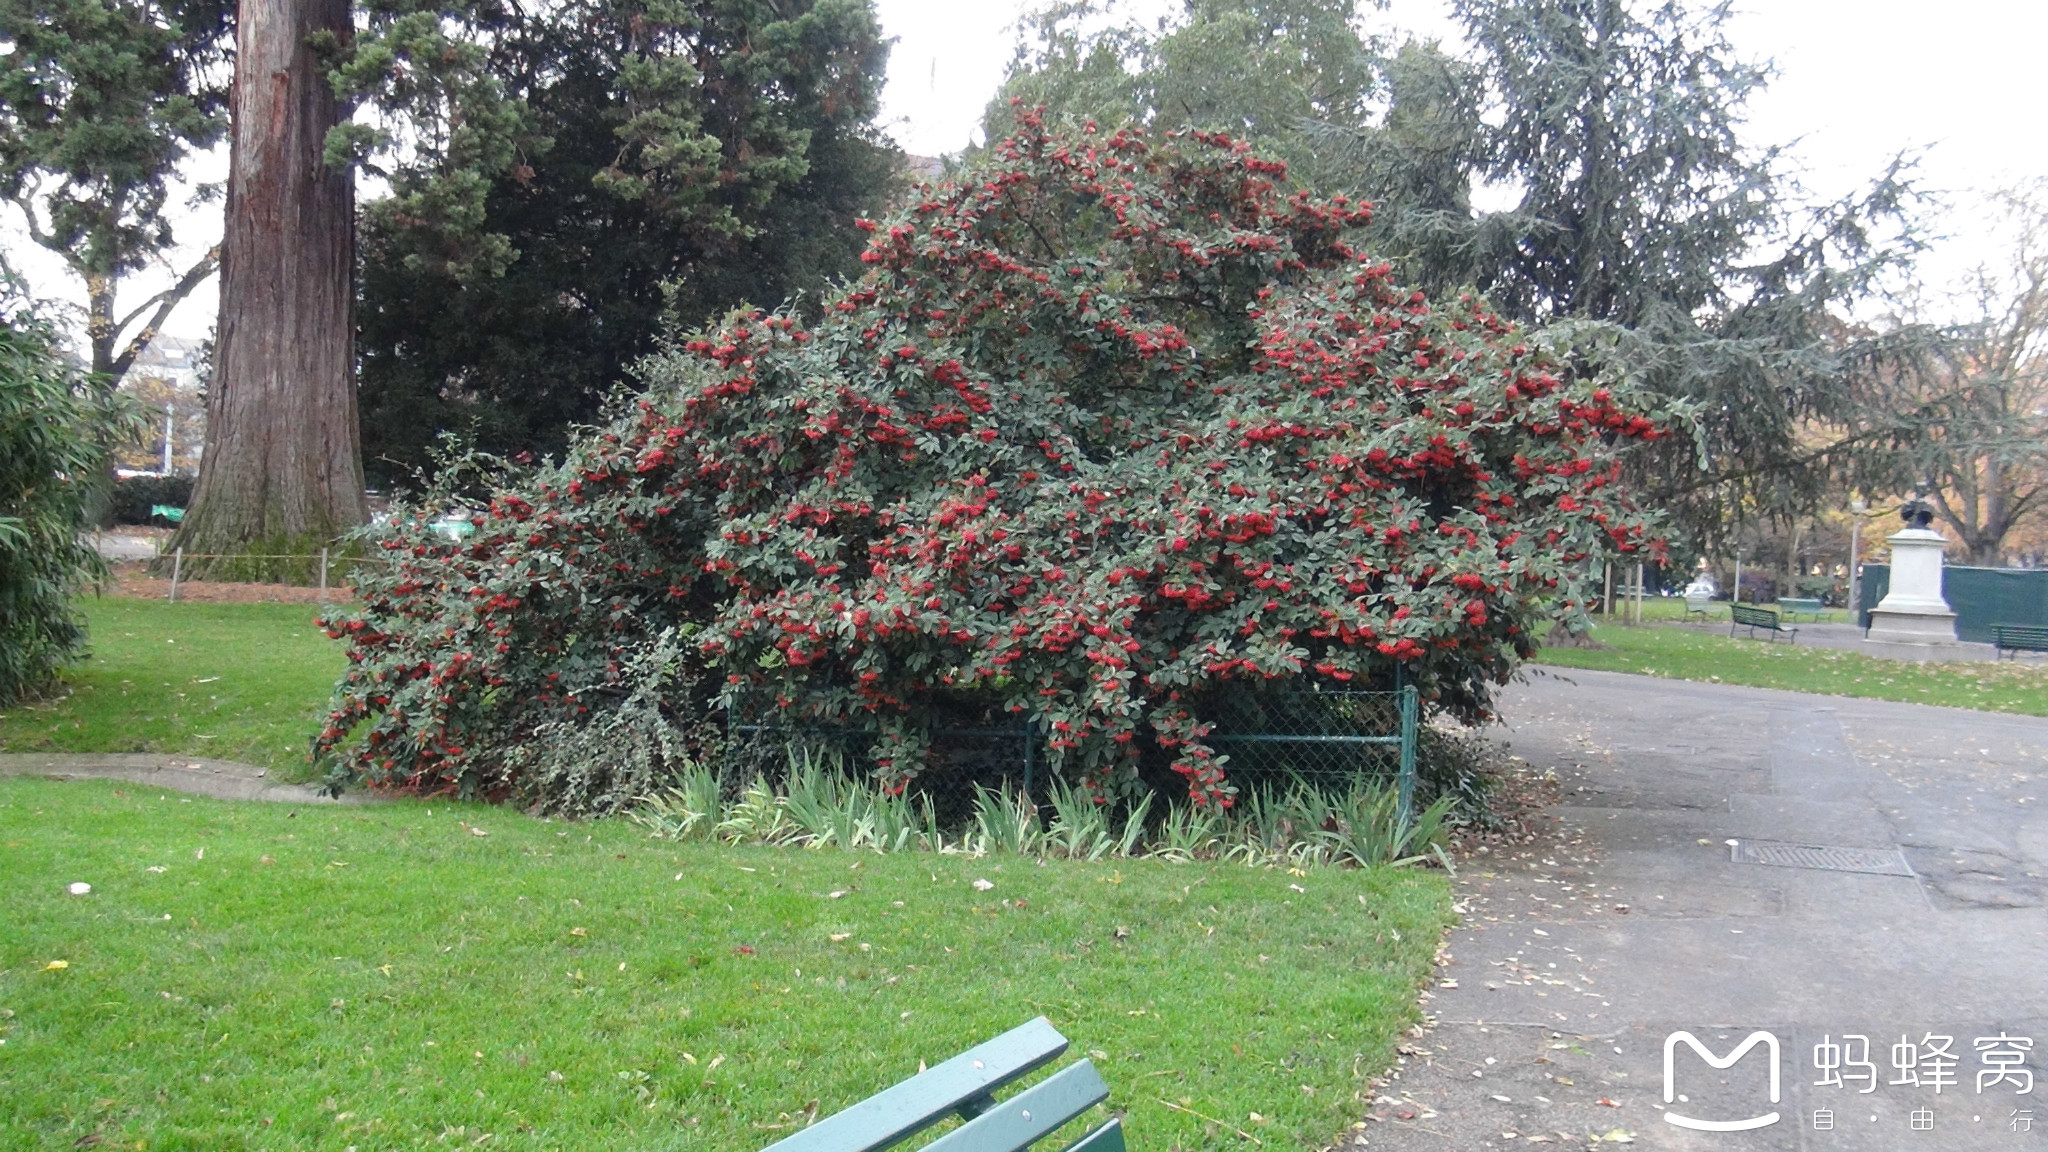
[12,0,2046,348]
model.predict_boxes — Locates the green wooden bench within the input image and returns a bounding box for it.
[1730,603,1797,644]
[1683,590,1715,620]
[1992,624,2048,660]
[1776,597,1827,621]
[762,1017,1123,1152]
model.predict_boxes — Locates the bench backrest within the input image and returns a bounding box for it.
[1684,592,1711,609]
[1731,604,1780,627]
[1779,598,1822,610]
[763,1017,1113,1152]
[1992,624,2048,646]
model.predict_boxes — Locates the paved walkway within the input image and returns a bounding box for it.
[1366,668,2048,1150]
[0,752,366,804]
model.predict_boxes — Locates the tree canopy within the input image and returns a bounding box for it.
[0,0,230,381]
[351,0,899,486]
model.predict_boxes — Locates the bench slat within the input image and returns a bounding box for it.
[1058,1117,1125,1152]
[919,1060,1111,1152]
[1730,604,1796,643]
[764,1018,1070,1152]
[1993,624,2048,656]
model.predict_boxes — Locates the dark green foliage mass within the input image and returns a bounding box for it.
[0,293,139,702]
[350,0,899,487]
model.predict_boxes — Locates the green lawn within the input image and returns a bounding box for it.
[0,778,1451,1151]
[0,598,343,775]
[1536,621,2048,715]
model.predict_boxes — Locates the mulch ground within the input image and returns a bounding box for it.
[103,561,355,605]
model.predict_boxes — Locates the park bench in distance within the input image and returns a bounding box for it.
[762,1017,1124,1152]
[1776,597,1827,621]
[1730,603,1797,644]
[1683,590,1715,620]
[1992,624,2048,660]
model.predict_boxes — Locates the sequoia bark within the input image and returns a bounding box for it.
[174,0,362,569]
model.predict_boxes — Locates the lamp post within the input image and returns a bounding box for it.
[1848,498,1867,613]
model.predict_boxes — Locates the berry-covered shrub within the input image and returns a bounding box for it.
[317,111,1667,811]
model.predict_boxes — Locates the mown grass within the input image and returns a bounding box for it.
[0,598,343,774]
[0,777,1452,1151]
[1535,621,2048,715]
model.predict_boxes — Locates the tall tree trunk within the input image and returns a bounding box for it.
[171,0,362,578]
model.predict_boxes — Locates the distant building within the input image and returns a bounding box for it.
[117,336,207,475]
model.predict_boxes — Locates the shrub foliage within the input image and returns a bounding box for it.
[0,310,133,703]
[318,113,1666,811]
[109,473,194,525]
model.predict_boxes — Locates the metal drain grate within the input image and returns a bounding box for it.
[1730,839,1915,877]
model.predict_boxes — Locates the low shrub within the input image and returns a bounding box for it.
[108,473,193,525]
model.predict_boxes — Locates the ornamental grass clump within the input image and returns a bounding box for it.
[317,110,1668,813]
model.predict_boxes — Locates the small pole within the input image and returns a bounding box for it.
[1396,683,1418,826]
[1019,715,1035,802]
[1635,562,1646,625]
[318,547,329,602]
[168,547,183,603]
[1733,553,1743,604]
[1603,563,1614,618]
[1848,498,1866,614]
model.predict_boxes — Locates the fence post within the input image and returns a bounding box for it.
[318,547,329,602]
[1396,683,1418,826]
[168,547,183,603]
[1020,716,1035,801]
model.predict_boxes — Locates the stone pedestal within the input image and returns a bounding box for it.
[1865,527,1958,645]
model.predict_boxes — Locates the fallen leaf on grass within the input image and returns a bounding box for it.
[570,927,587,937]
[828,933,852,943]
[971,878,995,891]
[44,960,69,971]
[67,882,92,896]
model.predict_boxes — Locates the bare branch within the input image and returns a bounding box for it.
[109,247,220,382]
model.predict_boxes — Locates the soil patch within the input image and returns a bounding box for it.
[103,561,355,605]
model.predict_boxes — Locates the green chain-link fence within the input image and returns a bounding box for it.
[726,683,1421,822]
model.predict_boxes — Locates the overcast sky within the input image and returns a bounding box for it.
[12,0,2045,346]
